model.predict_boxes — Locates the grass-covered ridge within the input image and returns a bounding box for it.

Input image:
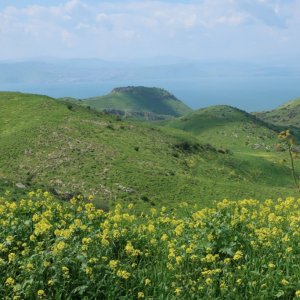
[1,91,300,208]
[163,105,278,151]
[2,191,300,299]
[0,91,203,207]
[82,86,192,120]
[161,104,300,200]
[255,97,300,129]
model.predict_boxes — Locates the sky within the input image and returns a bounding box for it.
[0,0,300,61]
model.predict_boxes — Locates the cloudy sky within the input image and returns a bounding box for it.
[0,0,299,61]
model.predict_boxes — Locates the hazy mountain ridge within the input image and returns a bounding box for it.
[1,59,299,85]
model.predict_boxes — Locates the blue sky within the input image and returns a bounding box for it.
[0,0,299,61]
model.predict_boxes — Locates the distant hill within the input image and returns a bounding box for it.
[163,105,278,151]
[254,97,300,128]
[81,86,192,120]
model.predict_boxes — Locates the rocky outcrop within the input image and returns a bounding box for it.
[103,108,173,120]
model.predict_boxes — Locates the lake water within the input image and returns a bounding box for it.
[1,75,300,112]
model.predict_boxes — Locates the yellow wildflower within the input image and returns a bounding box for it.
[207,233,214,241]
[53,241,66,254]
[128,203,134,210]
[145,278,151,286]
[101,238,109,246]
[108,260,119,269]
[82,237,92,244]
[268,262,275,269]
[220,282,227,290]
[26,263,34,271]
[233,250,243,261]
[281,279,289,286]
[6,235,13,243]
[116,270,130,280]
[176,256,182,264]
[48,279,55,286]
[37,290,46,298]
[175,288,182,296]
[174,224,184,236]
[161,234,168,241]
[43,261,50,268]
[224,258,231,264]
[5,277,15,286]
[85,267,93,276]
[8,252,16,263]
[147,224,155,233]
[62,266,69,276]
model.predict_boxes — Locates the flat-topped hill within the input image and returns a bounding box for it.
[82,86,192,119]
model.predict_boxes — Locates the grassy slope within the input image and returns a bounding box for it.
[164,105,277,150]
[82,86,192,117]
[0,93,299,209]
[0,92,219,208]
[254,97,300,128]
[163,105,300,197]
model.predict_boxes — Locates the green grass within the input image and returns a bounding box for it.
[163,105,278,150]
[81,86,192,119]
[1,92,300,210]
[255,97,300,129]
[0,92,217,208]
[161,104,300,197]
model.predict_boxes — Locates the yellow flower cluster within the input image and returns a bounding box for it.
[1,191,300,299]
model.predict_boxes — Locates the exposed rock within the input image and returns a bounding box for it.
[16,182,26,189]
[116,183,135,193]
[24,148,33,155]
[103,109,172,121]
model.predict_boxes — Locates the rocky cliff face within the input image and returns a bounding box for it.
[103,108,172,120]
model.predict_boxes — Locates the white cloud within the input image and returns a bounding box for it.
[215,14,247,26]
[75,22,90,30]
[65,0,81,12]
[0,0,298,60]
[96,13,109,22]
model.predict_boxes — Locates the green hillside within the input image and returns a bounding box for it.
[0,93,299,210]
[82,86,192,120]
[0,92,199,208]
[164,105,278,150]
[255,97,300,128]
[162,105,300,194]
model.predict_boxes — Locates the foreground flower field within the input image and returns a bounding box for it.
[1,191,300,299]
